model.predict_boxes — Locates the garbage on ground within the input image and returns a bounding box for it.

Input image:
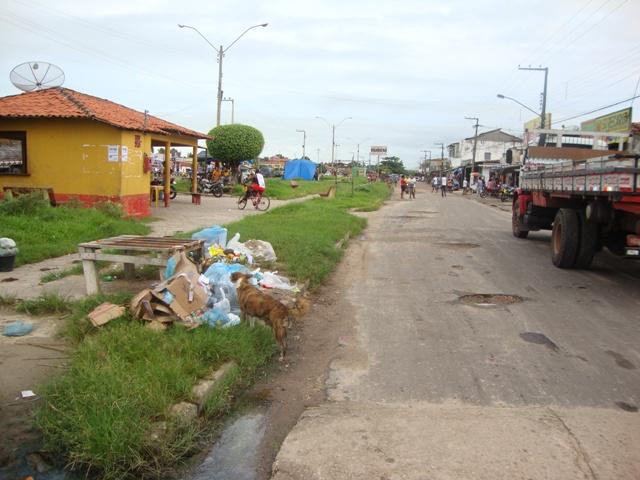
[3,320,34,337]
[124,233,303,332]
[0,237,18,256]
[21,390,37,399]
[88,303,125,327]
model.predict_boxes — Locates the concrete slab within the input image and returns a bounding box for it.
[272,401,640,480]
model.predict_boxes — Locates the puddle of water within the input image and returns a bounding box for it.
[187,409,267,480]
[460,294,523,306]
[519,332,560,353]
[605,350,636,370]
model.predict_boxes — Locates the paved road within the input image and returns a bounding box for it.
[273,186,640,480]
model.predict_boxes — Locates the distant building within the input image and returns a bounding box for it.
[448,128,522,181]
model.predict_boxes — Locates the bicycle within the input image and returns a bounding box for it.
[237,186,270,211]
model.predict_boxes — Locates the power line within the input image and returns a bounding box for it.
[552,94,640,124]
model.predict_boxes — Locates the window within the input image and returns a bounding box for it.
[0,131,27,175]
[484,152,491,161]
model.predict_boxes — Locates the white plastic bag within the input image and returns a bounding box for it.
[226,233,254,264]
[260,272,296,290]
[213,289,230,314]
[244,240,277,262]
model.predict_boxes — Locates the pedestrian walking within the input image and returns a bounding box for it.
[408,176,416,199]
[441,174,447,197]
[432,176,438,193]
[400,175,408,199]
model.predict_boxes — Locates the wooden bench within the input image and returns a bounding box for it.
[78,235,205,295]
[2,186,56,206]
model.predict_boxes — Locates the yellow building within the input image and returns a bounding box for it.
[0,87,209,217]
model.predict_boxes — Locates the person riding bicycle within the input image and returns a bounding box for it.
[241,169,266,203]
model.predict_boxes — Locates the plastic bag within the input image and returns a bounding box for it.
[226,233,254,264]
[192,226,228,254]
[244,240,277,263]
[260,272,296,290]
[3,321,33,337]
[0,237,18,257]
[203,262,251,313]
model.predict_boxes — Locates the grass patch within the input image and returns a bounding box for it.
[40,264,84,283]
[0,194,150,266]
[223,181,390,288]
[35,320,275,479]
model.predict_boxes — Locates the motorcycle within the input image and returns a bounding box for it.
[197,176,224,197]
[150,175,177,199]
[500,185,515,202]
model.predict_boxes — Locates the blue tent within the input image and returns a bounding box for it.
[283,158,317,180]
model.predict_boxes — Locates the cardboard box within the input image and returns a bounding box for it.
[88,302,125,327]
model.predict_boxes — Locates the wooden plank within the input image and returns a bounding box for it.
[78,252,168,266]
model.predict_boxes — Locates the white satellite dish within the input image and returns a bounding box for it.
[10,61,65,92]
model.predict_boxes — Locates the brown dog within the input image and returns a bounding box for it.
[231,272,309,360]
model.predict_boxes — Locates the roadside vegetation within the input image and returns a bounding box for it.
[15,180,391,479]
[0,194,150,266]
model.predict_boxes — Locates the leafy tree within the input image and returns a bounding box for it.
[206,124,265,172]
[380,156,406,174]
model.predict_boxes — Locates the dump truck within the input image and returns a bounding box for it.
[512,128,640,268]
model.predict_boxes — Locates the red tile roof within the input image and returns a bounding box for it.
[0,87,210,139]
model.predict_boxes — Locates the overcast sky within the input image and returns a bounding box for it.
[1,0,639,168]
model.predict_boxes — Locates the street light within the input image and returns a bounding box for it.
[315,116,352,186]
[296,129,307,159]
[496,94,540,118]
[178,22,268,126]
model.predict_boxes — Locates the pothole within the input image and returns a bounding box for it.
[0,277,18,283]
[459,293,523,306]
[435,242,480,249]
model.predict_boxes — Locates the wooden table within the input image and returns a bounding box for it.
[78,235,204,295]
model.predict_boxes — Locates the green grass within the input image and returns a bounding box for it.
[35,319,275,479]
[222,181,390,288]
[0,194,151,266]
[40,264,84,283]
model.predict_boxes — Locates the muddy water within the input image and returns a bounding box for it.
[186,408,267,480]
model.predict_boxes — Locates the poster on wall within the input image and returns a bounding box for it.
[121,146,128,162]
[108,145,119,162]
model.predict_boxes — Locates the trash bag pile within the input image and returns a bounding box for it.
[128,226,300,331]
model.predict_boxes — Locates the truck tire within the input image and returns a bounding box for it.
[574,210,597,269]
[551,208,579,268]
[512,199,529,238]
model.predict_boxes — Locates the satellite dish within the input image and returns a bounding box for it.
[10,61,65,92]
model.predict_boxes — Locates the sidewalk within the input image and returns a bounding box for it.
[0,192,312,300]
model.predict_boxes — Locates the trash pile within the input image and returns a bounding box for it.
[122,226,300,331]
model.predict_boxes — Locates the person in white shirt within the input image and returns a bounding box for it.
[441,175,448,197]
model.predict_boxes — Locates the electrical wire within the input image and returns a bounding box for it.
[552,94,640,124]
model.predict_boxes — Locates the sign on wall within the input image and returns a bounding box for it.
[107,145,119,162]
[580,107,632,133]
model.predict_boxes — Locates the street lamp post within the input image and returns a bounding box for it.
[497,93,544,145]
[296,129,307,158]
[315,116,352,187]
[178,23,268,126]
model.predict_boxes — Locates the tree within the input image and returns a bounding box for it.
[206,124,265,173]
[380,156,406,174]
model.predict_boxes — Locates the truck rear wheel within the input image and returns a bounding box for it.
[512,199,529,238]
[551,208,579,268]
[574,210,597,269]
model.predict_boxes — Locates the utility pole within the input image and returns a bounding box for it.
[434,142,445,176]
[296,129,307,158]
[519,66,549,146]
[357,143,360,166]
[421,150,430,174]
[465,116,479,181]
[216,45,223,126]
